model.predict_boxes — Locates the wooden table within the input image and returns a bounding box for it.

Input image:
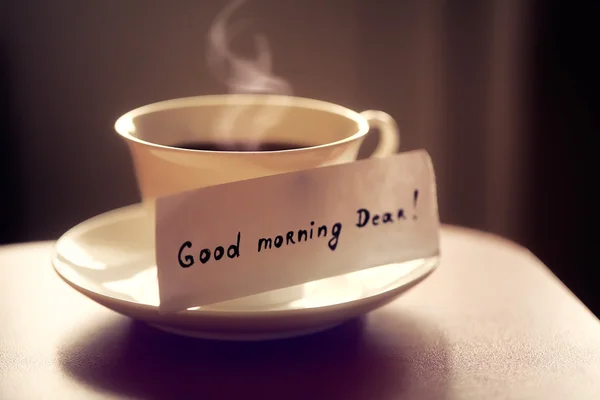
[1,226,599,399]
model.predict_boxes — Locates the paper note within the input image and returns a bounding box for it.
[155,150,440,312]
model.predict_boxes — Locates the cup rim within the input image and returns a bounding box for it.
[114,94,370,154]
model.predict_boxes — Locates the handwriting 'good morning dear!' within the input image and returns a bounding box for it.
[176,197,418,268]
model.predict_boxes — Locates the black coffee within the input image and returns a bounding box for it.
[173,140,305,152]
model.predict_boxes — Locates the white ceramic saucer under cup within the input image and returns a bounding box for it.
[52,204,439,341]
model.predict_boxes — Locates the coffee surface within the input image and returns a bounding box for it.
[173,140,305,152]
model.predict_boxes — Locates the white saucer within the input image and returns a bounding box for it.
[52,204,439,341]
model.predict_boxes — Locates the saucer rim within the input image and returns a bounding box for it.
[51,203,439,318]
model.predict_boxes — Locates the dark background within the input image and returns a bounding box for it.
[529,0,596,315]
[0,0,597,315]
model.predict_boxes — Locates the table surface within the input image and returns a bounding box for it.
[1,226,599,400]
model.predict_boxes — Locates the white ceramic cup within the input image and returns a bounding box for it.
[115,94,400,310]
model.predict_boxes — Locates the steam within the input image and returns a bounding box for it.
[207,0,292,146]
[207,0,291,94]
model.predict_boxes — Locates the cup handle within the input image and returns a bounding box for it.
[359,110,401,158]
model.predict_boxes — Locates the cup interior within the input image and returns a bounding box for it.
[115,95,368,151]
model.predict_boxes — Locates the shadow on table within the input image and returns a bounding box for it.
[58,311,450,399]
